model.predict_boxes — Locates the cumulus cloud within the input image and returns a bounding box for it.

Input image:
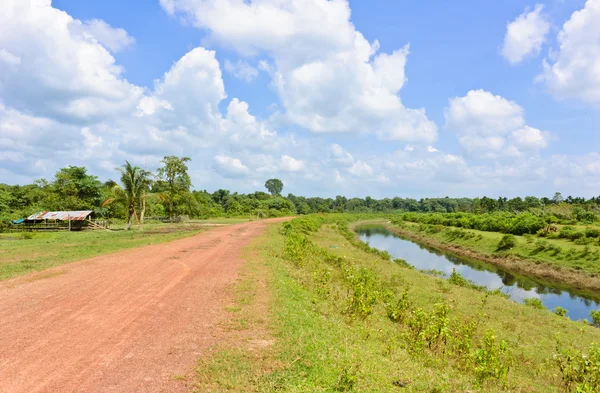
[348,161,373,177]
[224,59,259,82]
[0,0,143,124]
[69,19,136,53]
[329,143,354,165]
[445,90,551,157]
[501,4,550,64]
[160,0,438,143]
[280,155,305,172]
[213,155,250,177]
[537,0,600,105]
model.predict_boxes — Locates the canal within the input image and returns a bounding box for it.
[356,225,600,321]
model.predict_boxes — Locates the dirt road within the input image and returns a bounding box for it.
[0,219,285,393]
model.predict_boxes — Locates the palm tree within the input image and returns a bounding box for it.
[102,161,152,230]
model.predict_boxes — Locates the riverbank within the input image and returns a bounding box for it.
[192,216,600,392]
[367,220,600,293]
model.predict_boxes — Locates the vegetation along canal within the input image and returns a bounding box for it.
[356,225,600,321]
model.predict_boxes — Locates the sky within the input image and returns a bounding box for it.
[0,0,599,199]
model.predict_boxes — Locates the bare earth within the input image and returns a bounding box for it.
[0,218,286,393]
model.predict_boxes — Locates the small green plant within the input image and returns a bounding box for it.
[472,330,512,385]
[523,298,545,310]
[313,267,332,297]
[20,232,34,240]
[336,364,359,392]
[553,339,600,392]
[497,234,516,251]
[345,266,381,318]
[554,307,568,317]
[591,309,600,327]
[384,288,411,323]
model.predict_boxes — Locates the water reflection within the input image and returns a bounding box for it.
[355,225,600,321]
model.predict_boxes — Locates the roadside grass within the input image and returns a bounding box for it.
[0,223,210,280]
[193,219,600,392]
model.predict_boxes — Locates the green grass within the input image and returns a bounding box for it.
[0,223,210,280]
[191,219,600,392]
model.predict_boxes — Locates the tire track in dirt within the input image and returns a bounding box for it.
[0,218,288,393]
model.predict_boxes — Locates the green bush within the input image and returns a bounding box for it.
[553,341,600,392]
[554,307,568,317]
[591,309,600,327]
[523,298,545,310]
[497,234,516,250]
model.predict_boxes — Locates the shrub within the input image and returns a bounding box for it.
[473,330,512,385]
[585,228,600,238]
[554,307,568,317]
[591,309,600,327]
[553,341,600,392]
[497,234,516,251]
[523,298,545,310]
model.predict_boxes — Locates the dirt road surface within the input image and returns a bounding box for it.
[0,219,286,393]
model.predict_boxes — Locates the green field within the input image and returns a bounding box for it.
[192,216,600,392]
[0,222,223,280]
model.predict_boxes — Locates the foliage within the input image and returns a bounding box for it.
[472,330,512,385]
[553,339,600,392]
[591,310,600,327]
[264,178,283,196]
[156,156,192,219]
[554,307,568,317]
[497,234,516,250]
[523,298,545,310]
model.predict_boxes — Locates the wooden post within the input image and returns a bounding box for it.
[68,214,71,231]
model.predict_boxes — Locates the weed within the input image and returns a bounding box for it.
[554,307,568,317]
[497,234,517,251]
[336,364,359,392]
[553,339,600,392]
[472,330,512,385]
[523,298,545,310]
[591,309,600,327]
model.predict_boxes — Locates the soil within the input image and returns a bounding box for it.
[0,218,288,393]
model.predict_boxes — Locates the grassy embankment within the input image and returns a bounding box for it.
[383,220,600,291]
[192,216,600,392]
[380,222,600,290]
[0,219,247,280]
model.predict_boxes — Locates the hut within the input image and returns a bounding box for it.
[23,211,101,231]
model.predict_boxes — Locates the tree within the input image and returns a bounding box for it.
[45,166,103,211]
[157,156,192,219]
[103,162,152,230]
[265,178,283,196]
[552,192,564,204]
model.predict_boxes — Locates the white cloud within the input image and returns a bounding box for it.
[330,143,354,165]
[510,126,549,149]
[445,90,550,157]
[69,19,136,53]
[160,0,438,143]
[537,0,600,105]
[213,155,250,177]
[280,155,305,172]
[0,0,143,124]
[348,161,373,177]
[224,59,259,82]
[0,49,21,66]
[501,4,550,64]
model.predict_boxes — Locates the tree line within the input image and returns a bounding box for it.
[0,157,598,226]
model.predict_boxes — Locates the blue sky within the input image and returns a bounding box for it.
[1,0,599,198]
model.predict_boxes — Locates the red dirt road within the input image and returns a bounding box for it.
[0,219,285,393]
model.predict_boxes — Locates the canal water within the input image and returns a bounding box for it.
[356,225,600,321]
